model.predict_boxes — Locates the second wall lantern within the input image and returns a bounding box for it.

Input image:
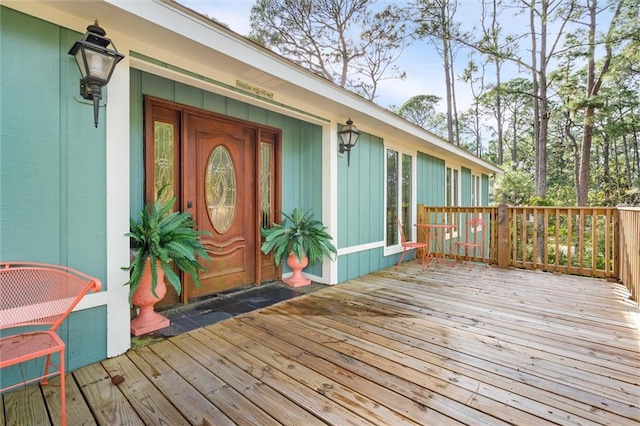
[338,118,361,167]
[68,21,124,128]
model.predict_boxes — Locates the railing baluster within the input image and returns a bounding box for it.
[415,205,626,301]
[567,210,573,274]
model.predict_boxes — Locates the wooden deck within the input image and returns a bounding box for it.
[3,263,639,425]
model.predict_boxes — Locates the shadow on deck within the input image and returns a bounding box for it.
[2,263,639,425]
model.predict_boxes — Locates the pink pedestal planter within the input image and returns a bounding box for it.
[283,253,311,287]
[130,260,170,336]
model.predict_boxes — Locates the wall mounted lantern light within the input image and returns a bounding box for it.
[68,21,124,128]
[338,118,361,167]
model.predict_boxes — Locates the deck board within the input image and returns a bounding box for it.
[43,375,95,426]
[2,264,639,425]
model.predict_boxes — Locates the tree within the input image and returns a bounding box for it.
[460,59,488,157]
[491,167,535,205]
[481,78,534,170]
[395,94,441,128]
[477,0,514,166]
[572,0,631,206]
[411,0,465,145]
[249,0,407,101]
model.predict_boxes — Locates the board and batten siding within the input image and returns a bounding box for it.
[483,173,490,204]
[129,69,325,276]
[0,7,108,383]
[417,153,446,205]
[461,167,472,205]
[336,141,454,282]
[336,131,394,281]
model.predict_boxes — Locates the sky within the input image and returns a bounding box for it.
[175,1,551,115]
[177,0,481,113]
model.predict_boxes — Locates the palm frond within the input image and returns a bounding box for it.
[125,191,211,299]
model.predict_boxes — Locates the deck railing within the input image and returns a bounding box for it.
[416,206,498,264]
[618,207,640,303]
[417,204,638,306]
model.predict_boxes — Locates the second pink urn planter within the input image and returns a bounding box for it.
[283,253,311,287]
[260,209,338,289]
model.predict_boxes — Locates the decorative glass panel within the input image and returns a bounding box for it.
[205,146,236,233]
[154,121,174,206]
[260,143,273,229]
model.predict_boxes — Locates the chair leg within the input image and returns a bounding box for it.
[60,349,66,426]
[42,354,52,385]
[396,248,407,269]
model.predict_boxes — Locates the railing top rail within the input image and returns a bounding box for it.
[617,206,640,212]
[506,206,618,211]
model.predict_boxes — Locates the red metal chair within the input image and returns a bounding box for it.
[0,262,101,426]
[455,217,488,268]
[396,220,428,271]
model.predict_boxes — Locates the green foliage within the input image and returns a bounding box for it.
[529,196,554,206]
[491,167,535,205]
[261,208,337,267]
[395,94,442,128]
[124,190,210,299]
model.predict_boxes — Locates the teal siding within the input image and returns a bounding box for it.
[338,247,398,282]
[461,167,472,205]
[482,174,490,206]
[337,131,384,249]
[335,131,394,283]
[129,70,324,275]
[0,7,108,377]
[417,152,445,205]
[1,306,107,388]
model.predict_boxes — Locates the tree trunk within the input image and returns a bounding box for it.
[475,102,481,156]
[495,62,504,165]
[620,112,632,192]
[443,36,455,144]
[603,129,611,205]
[577,0,620,206]
[530,3,542,196]
[449,45,460,145]
[512,111,518,169]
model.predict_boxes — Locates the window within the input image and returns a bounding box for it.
[471,174,481,206]
[446,167,459,207]
[386,148,413,247]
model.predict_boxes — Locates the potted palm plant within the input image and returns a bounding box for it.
[125,190,210,335]
[261,208,337,287]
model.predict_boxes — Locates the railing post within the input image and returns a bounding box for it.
[613,208,620,280]
[497,204,510,269]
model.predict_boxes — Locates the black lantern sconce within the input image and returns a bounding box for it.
[338,118,361,167]
[68,21,124,128]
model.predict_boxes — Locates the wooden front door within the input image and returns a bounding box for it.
[144,97,281,305]
[184,112,257,298]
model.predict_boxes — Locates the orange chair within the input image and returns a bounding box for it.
[0,262,101,426]
[396,220,428,271]
[455,217,488,268]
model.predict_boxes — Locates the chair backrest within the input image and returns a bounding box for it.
[464,217,487,243]
[0,262,101,332]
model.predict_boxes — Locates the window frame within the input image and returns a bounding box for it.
[471,173,482,207]
[384,145,417,256]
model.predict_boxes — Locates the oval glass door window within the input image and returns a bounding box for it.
[205,146,237,233]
